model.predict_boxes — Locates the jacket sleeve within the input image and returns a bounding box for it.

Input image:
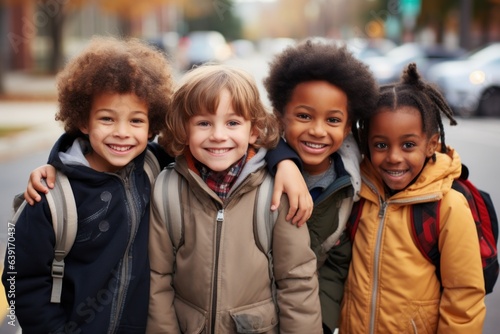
[437,190,486,333]
[318,231,351,332]
[265,138,302,176]
[146,174,181,334]
[272,195,323,334]
[2,199,68,332]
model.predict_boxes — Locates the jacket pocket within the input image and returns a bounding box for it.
[174,297,207,334]
[229,298,279,333]
[402,299,440,334]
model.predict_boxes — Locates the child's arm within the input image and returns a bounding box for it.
[24,143,173,206]
[273,160,313,226]
[2,199,68,332]
[24,164,56,205]
[272,196,323,332]
[437,192,486,332]
[266,139,312,226]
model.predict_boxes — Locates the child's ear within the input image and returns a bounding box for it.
[249,125,259,145]
[79,125,89,135]
[343,122,352,138]
[426,133,440,157]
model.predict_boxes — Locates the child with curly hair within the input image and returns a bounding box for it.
[147,63,322,333]
[340,63,486,333]
[263,39,379,333]
[2,36,174,333]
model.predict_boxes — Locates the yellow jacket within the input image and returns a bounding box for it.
[340,147,486,333]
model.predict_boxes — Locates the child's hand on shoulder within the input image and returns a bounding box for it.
[24,164,56,205]
[272,160,313,227]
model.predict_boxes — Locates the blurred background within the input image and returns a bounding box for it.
[1,0,500,333]
[1,0,500,116]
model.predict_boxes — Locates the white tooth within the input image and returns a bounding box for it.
[305,142,325,149]
[111,145,130,152]
[211,148,228,154]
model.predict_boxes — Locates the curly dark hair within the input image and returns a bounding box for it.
[56,36,173,137]
[263,38,378,126]
[357,62,457,156]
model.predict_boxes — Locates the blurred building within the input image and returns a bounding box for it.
[1,1,180,73]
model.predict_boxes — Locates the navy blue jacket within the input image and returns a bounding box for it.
[2,133,172,334]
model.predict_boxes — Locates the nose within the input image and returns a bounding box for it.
[210,123,228,141]
[386,147,403,163]
[113,121,131,138]
[308,120,327,137]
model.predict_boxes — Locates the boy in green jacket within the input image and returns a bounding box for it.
[263,38,379,333]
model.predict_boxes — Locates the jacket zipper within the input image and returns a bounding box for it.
[210,209,224,334]
[369,198,387,334]
[411,319,418,333]
[109,174,138,334]
[365,183,441,334]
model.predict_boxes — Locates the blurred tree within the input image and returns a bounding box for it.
[181,0,241,40]
[474,0,500,46]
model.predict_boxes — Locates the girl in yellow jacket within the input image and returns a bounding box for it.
[340,63,486,333]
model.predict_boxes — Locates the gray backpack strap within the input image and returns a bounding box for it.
[253,173,278,307]
[153,164,185,250]
[143,149,161,186]
[44,170,77,303]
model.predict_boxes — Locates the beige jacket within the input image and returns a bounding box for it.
[147,150,322,334]
[340,148,486,333]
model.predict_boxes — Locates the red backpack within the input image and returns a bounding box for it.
[347,164,499,294]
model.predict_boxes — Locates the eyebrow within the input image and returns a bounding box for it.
[370,133,420,141]
[294,104,346,115]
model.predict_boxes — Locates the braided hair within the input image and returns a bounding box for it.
[357,63,457,157]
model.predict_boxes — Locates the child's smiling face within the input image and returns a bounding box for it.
[80,92,150,173]
[187,89,258,172]
[368,106,439,192]
[282,80,351,175]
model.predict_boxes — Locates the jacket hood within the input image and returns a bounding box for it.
[361,145,462,202]
[338,133,362,201]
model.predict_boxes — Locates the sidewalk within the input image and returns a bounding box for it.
[0,72,62,162]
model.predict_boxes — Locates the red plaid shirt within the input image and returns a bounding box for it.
[185,149,256,200]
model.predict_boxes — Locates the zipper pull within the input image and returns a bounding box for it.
[378,201,387,218]
[216,209,224,222]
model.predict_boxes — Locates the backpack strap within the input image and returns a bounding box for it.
[44,170,78,303]
[144,149,161,186]
[154,164,185,251]
[346,198,365,242]
[410,201,441,282]
[254,173,278,255]
[253,173,278,310]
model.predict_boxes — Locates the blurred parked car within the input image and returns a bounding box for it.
[258,37,296,58]
[363,42,465,84]
[230,39,256,58]
[427,43,500,117]
[182,31,232,71]
[346,38,397,62]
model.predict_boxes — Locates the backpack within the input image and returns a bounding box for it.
[9,149,160,303]
[152,164,278,302]
[347,164,499,294]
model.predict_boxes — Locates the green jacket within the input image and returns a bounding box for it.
[306,134,361,332]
